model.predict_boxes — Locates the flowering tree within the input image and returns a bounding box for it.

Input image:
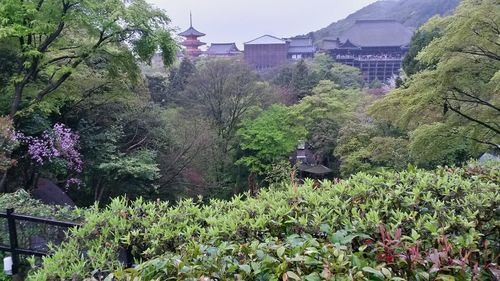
[0,117,19,192]
[14,123,83,187]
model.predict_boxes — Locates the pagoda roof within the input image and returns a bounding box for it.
[179,26,205,37]
[245,35,286,45]
[181,40,206,47]
[340,19,412,47]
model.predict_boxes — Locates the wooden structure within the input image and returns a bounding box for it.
[244,35,315,69]
[244,35,288,70]
[179,13,206,58]
[287,36,315,60]
[206,43,241,57]
[320,20,412,82]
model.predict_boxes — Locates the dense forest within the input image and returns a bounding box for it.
[0,0,498,279]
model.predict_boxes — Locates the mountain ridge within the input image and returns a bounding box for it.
[310,0,461,42]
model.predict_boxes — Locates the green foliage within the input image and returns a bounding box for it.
[0,117,17,172]
[330,63,364,89]
[409,123,473,167]
[334,119,412,177]
[27,162,499,280]
[402,19,444,76]
[0,0,176,116]
[163,57,196,104]
[291,60,317,99]
[237,105,307,174]
[98,149,160,181]
[369,79,383,89]
[370,0,500,168]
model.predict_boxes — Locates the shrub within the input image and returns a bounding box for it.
[27,162,499,280]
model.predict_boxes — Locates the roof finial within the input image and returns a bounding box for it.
[190,11,192,27]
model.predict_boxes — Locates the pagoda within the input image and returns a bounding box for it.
[179,13,206,57]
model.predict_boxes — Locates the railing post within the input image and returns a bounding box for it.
[6,208,20,275]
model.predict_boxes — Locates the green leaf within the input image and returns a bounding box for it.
[362,267,385,281]
[277,246,286,258]
[239,264,251,274]
[286,271,301,280]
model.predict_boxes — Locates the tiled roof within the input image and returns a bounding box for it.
[288,46,315,54]
[287,37,315,54]
[340,20,412,47]
[288,37,313,47]
[207,43,241,55]
[245,35,286,45]
[179,26,205,37]
[321,39,341,50]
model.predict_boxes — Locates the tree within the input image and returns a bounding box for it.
[237,105,306,176]
[330,63,364,89]
[291,80,362,170]
[165,57,196,104]
[371,0,500,153]
[402,19,444,76]
[0,0,176,117]
[0,117,17,192]
[291,59,316,99]
[183,59,265,185]
[311,53,335,80]
[409,123,473,168]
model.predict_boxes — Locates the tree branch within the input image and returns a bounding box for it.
[445,99,500,135]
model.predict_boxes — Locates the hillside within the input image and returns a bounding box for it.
[312,0,461,42]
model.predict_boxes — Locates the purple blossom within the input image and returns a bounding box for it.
[65,178,82,187]
[15,123,83,185]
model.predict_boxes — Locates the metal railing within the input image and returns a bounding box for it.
[0,208,80,275]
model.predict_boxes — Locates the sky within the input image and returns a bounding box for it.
[148,0,379,49]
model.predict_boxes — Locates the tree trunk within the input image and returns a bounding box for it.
[30,173,40,191]
[0,171,8,193]
[248,172,257,197]
[94,177,105,204]
[10,84,24,118]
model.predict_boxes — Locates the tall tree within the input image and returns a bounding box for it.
[167,57,196,100]
[0,0,176,117]
[371,0,500,150]
[183,59,265,185]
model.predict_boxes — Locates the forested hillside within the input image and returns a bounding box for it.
[312,0,461,42]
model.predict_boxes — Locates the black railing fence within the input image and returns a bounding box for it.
[0,208,80,275]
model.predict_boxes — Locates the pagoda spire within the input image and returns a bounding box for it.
[179,13,206,57]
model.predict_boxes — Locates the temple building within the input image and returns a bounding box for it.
[244,35,288,70]
[178,14,206,58]
[287,36,315,60]
[206,43,241,57]
[244,35,315,69]
[320,20,413,82]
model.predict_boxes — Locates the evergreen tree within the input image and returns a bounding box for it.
[168,57,196,97]
[291,59,314,99]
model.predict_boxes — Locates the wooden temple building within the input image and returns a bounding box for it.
[206,43,242,57]
[320,20,413,82]
[244,35,315,69]
[178,13,206,58]
[244,35,289,70]
[287,36,316,60]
